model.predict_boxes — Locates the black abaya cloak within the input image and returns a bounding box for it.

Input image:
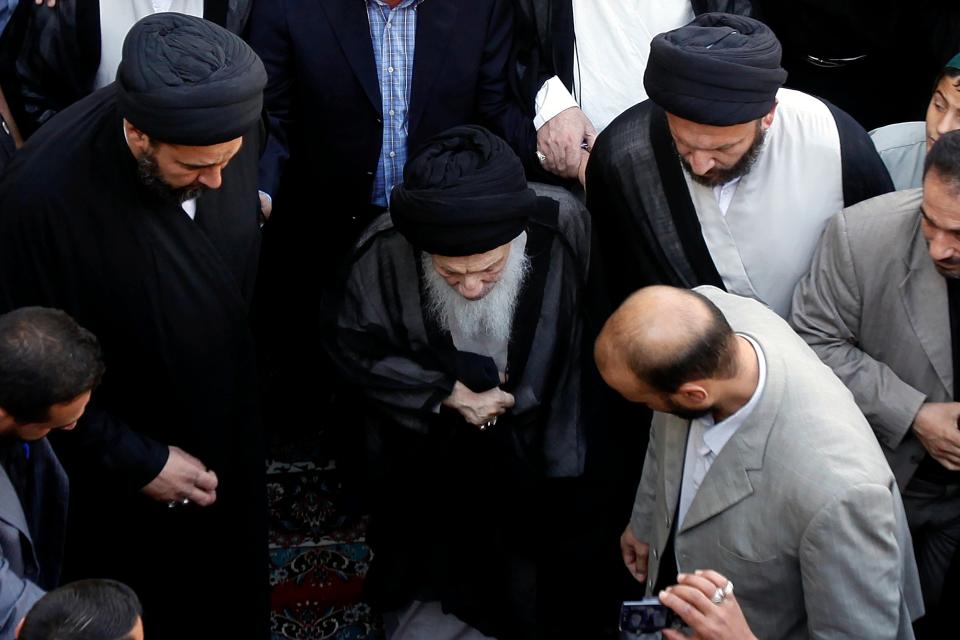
[0,86,268,639]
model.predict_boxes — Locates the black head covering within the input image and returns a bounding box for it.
[390,126,537,256]
[644,13,787,126]
[116,13,267,145]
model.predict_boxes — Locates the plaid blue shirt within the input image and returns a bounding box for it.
[367,0,421,207]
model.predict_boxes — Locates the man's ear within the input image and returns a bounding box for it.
[761,100,778,131]
[0,406,14,433]
[122,119,151,154]
[675,381,709,406]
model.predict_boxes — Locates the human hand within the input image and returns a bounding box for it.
[620,524,649,583]
[442,380,515,428]
[660,570,757,640]
[141,446,218,507]
[537,107,596,179]
[912,402,960,470]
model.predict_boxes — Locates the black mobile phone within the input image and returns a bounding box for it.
[619,598,684,634]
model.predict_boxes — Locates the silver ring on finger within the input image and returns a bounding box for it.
[723,580,734,596]
[536,150,547,165]
[711,587,725,605]
[167,500,178,508]
[182,497,190,505]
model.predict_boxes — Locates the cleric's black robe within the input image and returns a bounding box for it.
[585,99,894,313]
[326,184,589,639]
[0,86,268,639]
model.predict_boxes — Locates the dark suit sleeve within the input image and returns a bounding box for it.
[0,196,169,491]
[477,0,537,165]
[246,0,296,197]
[824,100,895,207]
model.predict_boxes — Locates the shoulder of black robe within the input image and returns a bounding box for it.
[0,88,169,489]
[585,100,724,308]
[820,98,895,206]
[0,86,263,490]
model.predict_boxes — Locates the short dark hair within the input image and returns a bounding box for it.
[626,291,739,393]
[932,65,960,94]
[0,307,104,423]
[18,579,142,640]
[924,130,960,195]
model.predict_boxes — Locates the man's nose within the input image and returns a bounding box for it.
[929,229,956,262]
[460,276,484,299]
[687,151,716,175]
[198,166,223,190]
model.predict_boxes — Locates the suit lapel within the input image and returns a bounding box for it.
[407,0,458,138]
[318,0,382,113]
[0,463,32,547]
[900,217,952,397]
[679,338,782,533]
[661,414,689,525]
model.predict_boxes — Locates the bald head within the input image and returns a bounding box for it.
[595,286,738,394]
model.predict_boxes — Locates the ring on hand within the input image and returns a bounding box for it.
[481,421,494,431]
[167,500,177,508]
[536,150,547,165]
[182,498,190,505]
[711,587,725,604]
[723,580,734,596]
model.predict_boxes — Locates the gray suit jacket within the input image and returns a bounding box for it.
[631,287,923,639]
[790,189,941,488]
[0,439,67,640]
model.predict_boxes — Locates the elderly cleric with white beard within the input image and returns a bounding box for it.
[326,125,590,640]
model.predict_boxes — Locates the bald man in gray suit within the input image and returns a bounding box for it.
[596,285,922,640]
[791,131,960,626]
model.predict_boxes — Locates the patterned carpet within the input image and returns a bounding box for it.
[267,459,384,640]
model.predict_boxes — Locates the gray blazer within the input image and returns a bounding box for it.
[0,439,67,640]
[790,189,942,488]
[631,287,923,640]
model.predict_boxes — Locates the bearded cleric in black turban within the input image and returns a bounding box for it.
[390,125,538,256]
[0,9,273,640]
[644,13,788,126]
[117,12,267,145]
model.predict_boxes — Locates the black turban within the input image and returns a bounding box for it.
[116,13,267,145]
[390,126,537,256]
[644,13,787,126]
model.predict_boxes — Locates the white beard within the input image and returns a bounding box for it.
[421,239,531,344]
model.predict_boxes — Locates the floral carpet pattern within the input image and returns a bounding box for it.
[268,460,384,640]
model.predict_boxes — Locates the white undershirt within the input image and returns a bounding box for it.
[677,335,766,529]
[95,0,204,90]
[713,177,742,216]
[534,0,694,133]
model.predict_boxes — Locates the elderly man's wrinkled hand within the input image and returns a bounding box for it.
[537,107,596,179]
[442,380,515,429]
[660,570,757,640]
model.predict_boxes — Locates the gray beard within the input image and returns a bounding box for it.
[421,241,530,344]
